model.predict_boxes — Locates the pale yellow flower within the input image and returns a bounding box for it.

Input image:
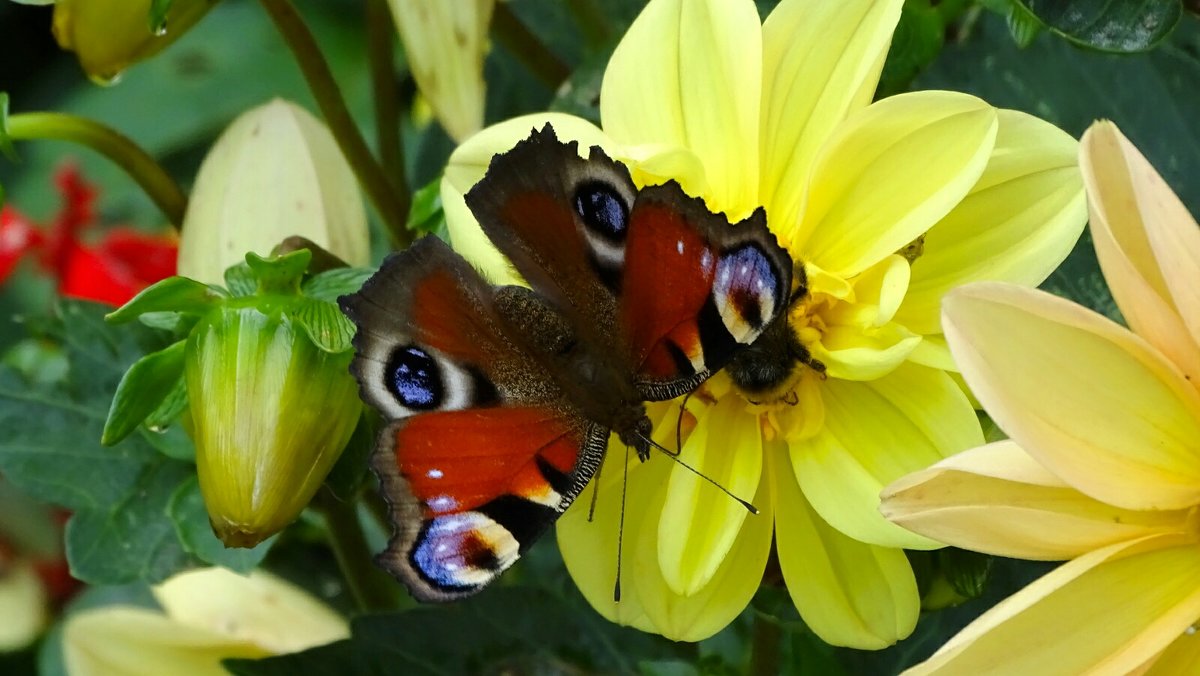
[389,0,495,142]
[441,0,1086,645]
[64,567,349,675]
[881,121,1200,673]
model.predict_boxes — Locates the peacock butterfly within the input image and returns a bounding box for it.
[339,125,792,601]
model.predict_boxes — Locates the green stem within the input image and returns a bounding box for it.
[6,113,187,228]
[748,613,782,676]
[258,0,409,248]
[492,3,570,89]
[365,0,411,249]
[317,489,399,613]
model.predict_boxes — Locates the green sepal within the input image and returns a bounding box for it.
[144,377,189,432]
[103,339,187,446]
[302,267,375,303]
[1006,1,1044,48]
[0,92,17,162]
[148,0,175,32]
[941,548,993,600]
[106,276,227,324]
[246,249,312,295]
[222,262,255,298]
[294,298,356,353]
[406,177,446,236]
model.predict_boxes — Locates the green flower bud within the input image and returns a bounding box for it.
[179,99,369,285]
[53,0,219,84]
[106,249,372,548]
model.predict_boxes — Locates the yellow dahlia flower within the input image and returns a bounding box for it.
[881,122,1200,673]
[441,0,1086,645]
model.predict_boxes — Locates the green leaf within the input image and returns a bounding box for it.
[1006,1,1044,48]
[0,302,198,585]
[246,249,313,295]
[102,339,186,446]
[224,262,257,298]
[0,92,17,162]
[877,0,949,96]
[1016,0,1183,52]
[405,177,448,238]
[302,267,375,304]
[65,456,196,585]
[226,587,689,675]
[168,477,275,573]
[293,299,355,353]
[148,0,174,32]
[106,276,226,324]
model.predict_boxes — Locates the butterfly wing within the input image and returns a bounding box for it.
[465,124,792,401]
[339,237,606,600]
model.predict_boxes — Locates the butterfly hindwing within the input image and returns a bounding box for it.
[339,237,607,600]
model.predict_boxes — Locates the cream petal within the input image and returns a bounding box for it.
[773,442,919,649]
[1082,121,1200,382]
[895,109,1087,336]
[943,283,1200,510]
[795,91,998,278]
[658,395,763,596]
[792,363,983,549]
[153,568,349,653]
[0,560,46,652]
[882,441,1192,560]
[440,113,613,283]
[1146,629,1200,675]
[758,0,903,245]
[906,536,1200,676]
[64,606,271,676]
[600,0,762,217]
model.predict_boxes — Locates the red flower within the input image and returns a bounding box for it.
[0,165,177,306]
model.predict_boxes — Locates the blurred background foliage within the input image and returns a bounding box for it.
[0,0,1197,673]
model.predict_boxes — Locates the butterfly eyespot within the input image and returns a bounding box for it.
[574,181,629,243]
[714,244,781,340]
[387,345,443,410]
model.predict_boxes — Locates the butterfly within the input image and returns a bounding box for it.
[339,124,792,601]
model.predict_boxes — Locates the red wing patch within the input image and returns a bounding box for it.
[410,268,503,365]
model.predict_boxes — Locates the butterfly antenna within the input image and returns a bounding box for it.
[613,444,631,603]
[587,452,605,523]
[673,391,694,457]
[636,431,759,515]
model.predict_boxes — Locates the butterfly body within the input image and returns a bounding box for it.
[341,125,791,601]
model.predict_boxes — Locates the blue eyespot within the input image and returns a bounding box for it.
[387,345,442,410]
[574,181,628,242]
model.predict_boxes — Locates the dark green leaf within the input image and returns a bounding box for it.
[878,0,947,96]
[324,411,375,501]
[226,587,688,675]
[148,0,174,32]
[246,249,313,295]
[405,177,447,238]
[106,276,225,324]
[302,267,375,304]
[102,339,186,446]
[1017,0,1183,52]
[224,262,257,298]
[293,299,355,353]
[65,456,196,585]
[168,477,274,573]
[0,92,17,162]
[1006,1,1044,48]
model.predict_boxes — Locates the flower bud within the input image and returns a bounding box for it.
[179,99,369,285]
[53,0,219,84]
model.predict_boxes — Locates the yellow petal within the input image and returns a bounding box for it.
[792,363,983,549]
[1082,121,1200,382]
[811,321,922,382]
[658,395,763,596]
[759,0,903,244]
[0,560,47,652]
[600,0,762,217]
[943,283,1200,510]
[179,99,370,285]
[1146,630,1200,675]
[907,333,956,372]
[882,441,1191,560]
[773,442,919,649]
[389,0,494,142]
[153,568,349,653]
[63,606,271,676]
[796,92,998,278]
[824,255,911,329]
[440,113,613,284]
[906,536,1200,676]
[896,109,1087,335]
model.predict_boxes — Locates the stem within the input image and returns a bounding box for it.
[365,0,411,248]
[258,0,409,248]
[492,3,570,89]
[6,113,187,228]
[316,489,399,613]
[748,613,783,676]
